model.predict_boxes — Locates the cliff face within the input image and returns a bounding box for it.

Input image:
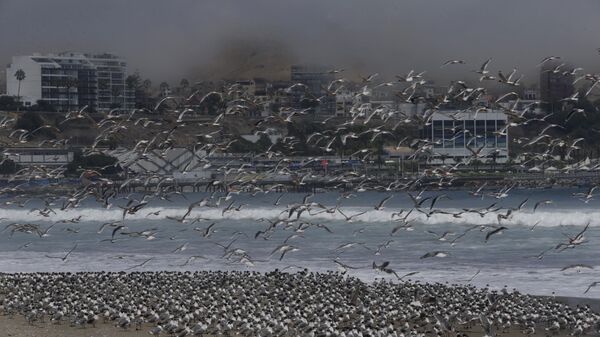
[189,38,296,82]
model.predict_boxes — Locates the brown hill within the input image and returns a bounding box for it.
[189,38,296,82]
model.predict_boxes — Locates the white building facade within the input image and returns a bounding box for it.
[6,52,133,112]
[4,148,74,167]
[424,110,509,164]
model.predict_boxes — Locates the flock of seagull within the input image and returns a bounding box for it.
[3,271,600,337]
[1,56,600,336]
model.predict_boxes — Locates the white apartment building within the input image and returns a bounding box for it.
[6,52,134,112]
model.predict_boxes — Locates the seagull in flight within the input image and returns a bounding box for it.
[45,244,78,262]
[441,60,466,67]
[420,251,449,259]
[537,56,561,67]
[475,58,492,75]
[584,281,600,294]
[374,195,393,210]
[270,244,299,261]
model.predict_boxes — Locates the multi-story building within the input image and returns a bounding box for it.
[540,62,574,113]
[335,87,359,117]
[290,64,335,115]
[6,52,133,112]
[232,80,256,98]
[416,83,448,100]
[88,53,134,112]
[422,110,509,164]
[523,88,539,100]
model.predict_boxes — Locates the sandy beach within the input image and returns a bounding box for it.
[2,295,598,337]
[0,314,582,337]
[3,315,151,337]
[1,271,599,337]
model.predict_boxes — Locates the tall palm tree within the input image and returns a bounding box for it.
[142,79,152,91]
[14,69,26,112]
[140,79,152,109]
[112,86,123,111]
[125,75,139,111]
[126,75,139,93]
[179,78,189,95]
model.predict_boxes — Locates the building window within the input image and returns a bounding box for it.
[423,125,432,141]
[433,121,443,148]
[497,120,507,148]
[455,121,465,148]
[475,120,485,148]
[486,120,496,148]
[465,120,475,146]
[443,120,455,148]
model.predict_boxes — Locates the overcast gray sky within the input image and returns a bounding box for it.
[1,0,600,84]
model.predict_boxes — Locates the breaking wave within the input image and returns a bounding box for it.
[0,206,595,228]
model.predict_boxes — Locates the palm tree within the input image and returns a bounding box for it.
[126,74,140,111]
[179,78,189,95]
[126,75,139,92]
[159,82,170,97]
[14,69,26,112]
[139,79,153,109]
[490,151,499,171]
[112,86,123,111]
[142,79,152,91]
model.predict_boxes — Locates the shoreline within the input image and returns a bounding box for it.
[553,296,600,311]
[0,314,568,337]
[1,297,594,337]
[0,272,600,337]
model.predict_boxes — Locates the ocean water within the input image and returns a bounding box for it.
[1,188,599,298]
